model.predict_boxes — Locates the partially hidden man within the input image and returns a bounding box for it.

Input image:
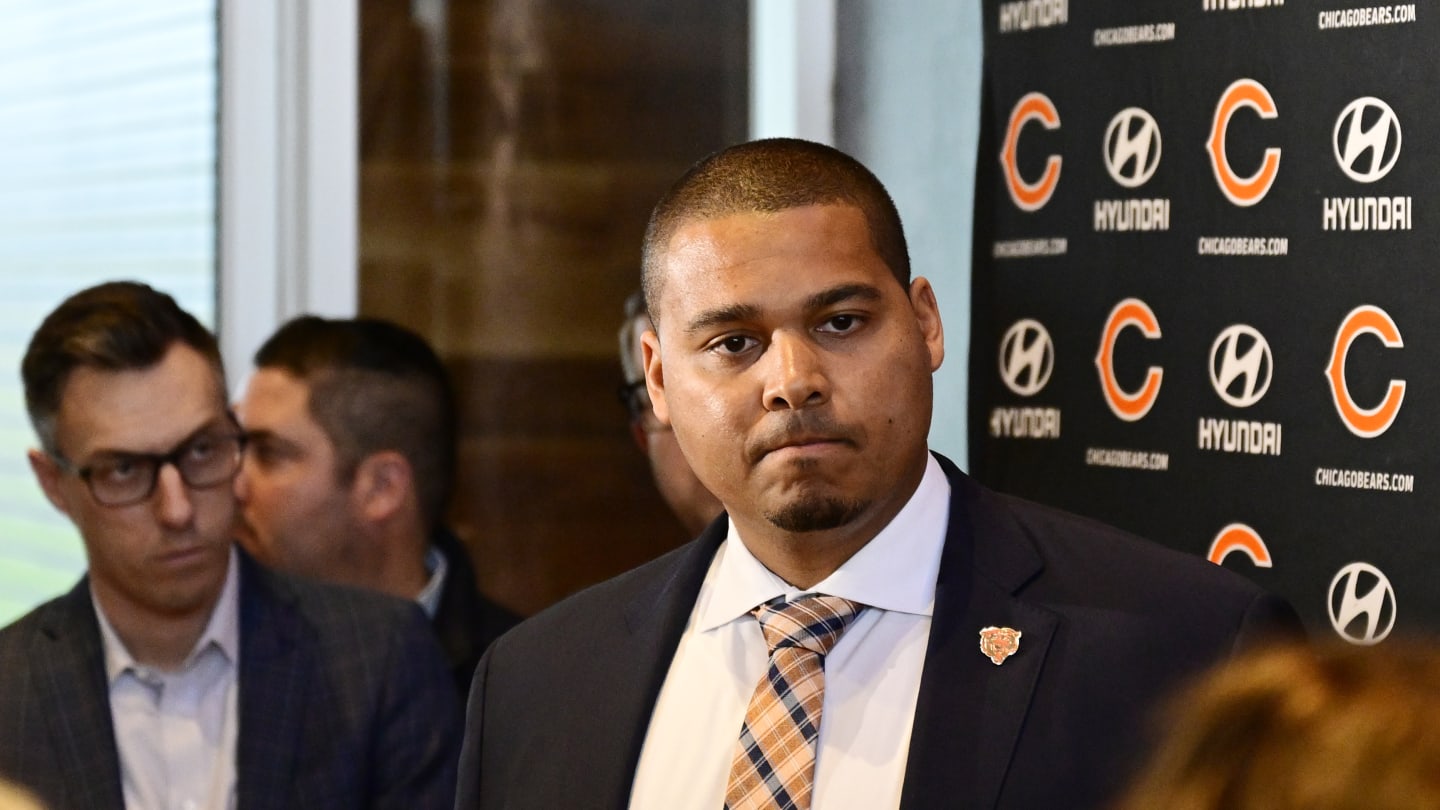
[233,315,520,698]
[456,139,1304,810]
[0,282,461,810]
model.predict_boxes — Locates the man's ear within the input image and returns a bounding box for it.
[28,449,73,517]
[909,277,946,372]
[351,451,413,524]
[640,328,671,427]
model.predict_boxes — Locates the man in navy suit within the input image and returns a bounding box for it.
[0,282,460,810]
[456,139,1301,809]
[233,315,520,698]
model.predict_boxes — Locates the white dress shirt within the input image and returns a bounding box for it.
[415,544,449,619]
[95,546,241,810]
[629,454,951,810]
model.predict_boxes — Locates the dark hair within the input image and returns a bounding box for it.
[254,316,457,531]
[641,138,910,321]
[22,281,224,454]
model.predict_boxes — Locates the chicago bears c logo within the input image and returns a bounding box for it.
[1095,298,1162,422]
[1207,523,1273,568]
[1326,305,1405,438]
[1001,92,1062,211]
[1207,79,1281,207]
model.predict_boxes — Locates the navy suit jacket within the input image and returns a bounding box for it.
[0,550,462,810]
[431,527,521,698]
[457,454,1302,809]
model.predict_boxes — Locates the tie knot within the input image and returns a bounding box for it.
[752,594,864,657]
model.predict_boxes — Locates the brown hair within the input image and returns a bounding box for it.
[1116,641,1440,810]
[254,316,457,531]
[22,281,223,455]
[640,138,910,324]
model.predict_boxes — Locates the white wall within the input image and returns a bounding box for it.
[835,4,984,464]
[219,0,358,390]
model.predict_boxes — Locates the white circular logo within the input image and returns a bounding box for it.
[1328,562,1396,645]
[1208,325,1272,408]
[1333,97,1402,183]
[1103,107,1162,189]
[998,319,1054,397]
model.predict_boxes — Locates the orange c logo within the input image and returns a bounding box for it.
[1001,92,1062,212]
[1095,298,1163,422]
[1208,523,1273,568]
[1206,79,1281,207]
[1327,305,1405,438]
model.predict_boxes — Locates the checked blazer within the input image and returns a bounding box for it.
[0,549,462,810]
[457,453,1303,810]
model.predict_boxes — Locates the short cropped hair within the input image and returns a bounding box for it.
[22,281,224,455]
[641,138,910,320]
[254,316,457,531]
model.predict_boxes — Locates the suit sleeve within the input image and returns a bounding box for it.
[1232,590,1307,655]
[454,645,492,808]
[370,605,464,810]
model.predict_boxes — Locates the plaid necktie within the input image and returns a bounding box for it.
[724,594,866,810]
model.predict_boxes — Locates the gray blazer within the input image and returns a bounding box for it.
[457,453,1303,809]
[0,550,462,810]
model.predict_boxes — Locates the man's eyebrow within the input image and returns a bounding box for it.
[238,427,276,443]
[684,303,762,336]
[680,284,886,336]
[806,283,883,311]
[88,416,235,459]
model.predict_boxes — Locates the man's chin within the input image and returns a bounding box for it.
[764,496,868,533]
[231,522,270,562]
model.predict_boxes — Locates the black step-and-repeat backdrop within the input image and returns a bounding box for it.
[968,0,1435,644]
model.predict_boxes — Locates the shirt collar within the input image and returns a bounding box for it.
[95,545,242,682]
[415,544,448,619]
[696,453,950,633]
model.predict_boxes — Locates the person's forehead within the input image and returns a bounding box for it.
[238,367,334,440]
[662,203,872,263]
[654,205,889,315]
[240,367,313,414]
[56,345,228,457]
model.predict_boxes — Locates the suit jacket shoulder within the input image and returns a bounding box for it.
[0,552,463,810]
[960,468,1299,652]
[458,527,723,809]
[430,527,521,696]
[0,581,125,810]
[902,456,1302,809]
[236,553,463,810]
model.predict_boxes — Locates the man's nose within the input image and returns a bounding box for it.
[232,454,252,502]
[153,462,197,528]
[761,332,830,411]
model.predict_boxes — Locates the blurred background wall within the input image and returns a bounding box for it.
[0,0,981,622]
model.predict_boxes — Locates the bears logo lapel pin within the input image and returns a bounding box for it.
[979,626,1022,665]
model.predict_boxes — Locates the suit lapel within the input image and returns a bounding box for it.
[900,455,1058,810]
[234,554,310,810]
[34,581,127,810]
[591,521,727,808]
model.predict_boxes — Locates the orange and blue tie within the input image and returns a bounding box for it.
[724,594,866,810]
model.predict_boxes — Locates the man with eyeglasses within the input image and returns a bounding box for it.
[0,281,461,810]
